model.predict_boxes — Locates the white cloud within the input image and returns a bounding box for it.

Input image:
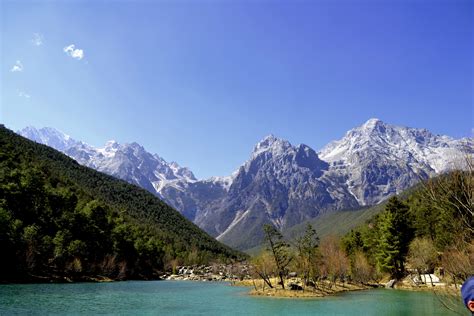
[17,90,31,99]
[71,49,84,60]
[10,60,23,72]
[64,44,84,60]
[31,33,44,46]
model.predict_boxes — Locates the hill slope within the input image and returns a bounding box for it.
[285,182,420,244]
[0,126,243,282]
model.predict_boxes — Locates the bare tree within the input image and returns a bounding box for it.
[407,237,438,286]
[419,152,473,314]
[441,241,474,287]
[251,251,276,290]
[423,153,473,235]
[320,236,350,287]
[351,251,374,285]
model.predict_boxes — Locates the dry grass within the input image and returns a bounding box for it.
[234,278,370,298]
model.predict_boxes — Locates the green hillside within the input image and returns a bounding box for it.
[241,206,385,255]
[0,126,244,282]
[251,169,472,293]
[285,205,383,240]
[284,184,419,244]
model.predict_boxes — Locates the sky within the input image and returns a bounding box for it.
[1,0,473,179]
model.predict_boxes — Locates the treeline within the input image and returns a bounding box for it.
[252,166,473,289]
[344,168,473,283]
[0,126,244,282]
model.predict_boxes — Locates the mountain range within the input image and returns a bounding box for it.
[18,119,472,250]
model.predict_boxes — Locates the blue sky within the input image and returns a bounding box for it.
[1,0,472,178]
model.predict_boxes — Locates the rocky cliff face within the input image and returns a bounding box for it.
[18,119,472,250]
[203,135,359,249]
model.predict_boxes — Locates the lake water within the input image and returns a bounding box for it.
[0,281,462,315]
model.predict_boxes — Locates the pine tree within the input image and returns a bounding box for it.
[263,224,292,289]
[375,197,413,278]
[295,223,319,287]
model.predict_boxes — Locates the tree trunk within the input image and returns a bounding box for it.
[279,272,285,289]
[256,271,273,289]
[428,273,434,287]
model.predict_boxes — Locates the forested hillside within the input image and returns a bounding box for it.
[342,168,473,280]
[0,126,243,282]
[251,164,473,296]
[284,184,419,247]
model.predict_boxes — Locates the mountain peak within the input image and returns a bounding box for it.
[361,118,384,129]
[253,134,290,154]
[39,127,72,139]
[18,126,77,151]
[105,140,119,148]
[259,134,278,144]
[20,126,66,137]
[20,125,38,133]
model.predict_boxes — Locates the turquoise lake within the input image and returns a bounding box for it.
[0,281,463,315]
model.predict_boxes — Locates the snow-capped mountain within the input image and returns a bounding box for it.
[319,118,472,205]
[194,135,359,249]
[18,127,197,198]
[19,126,81,152]
[18,119,472,250]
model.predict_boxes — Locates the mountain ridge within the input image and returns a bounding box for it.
[18,119,473,250]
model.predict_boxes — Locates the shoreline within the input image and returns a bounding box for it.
[0,263,250,285]
[2,272,458,300]
[247,284,371,298]
[233,276,457,299]
[234,278,378,298]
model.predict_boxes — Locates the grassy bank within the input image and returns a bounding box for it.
[235,278,372,298]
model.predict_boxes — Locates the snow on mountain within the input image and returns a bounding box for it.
[203,175,235,191]
[249,134,292,159]
[204,120,471,249]
[319,118,472,205]
[17,127,197,198]
[193,134,358,249]
[19,126,81,152]
[17,120,472,250]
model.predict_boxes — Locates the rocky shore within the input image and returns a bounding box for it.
[162,263,252,282]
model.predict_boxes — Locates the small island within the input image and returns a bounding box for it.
[240,278,372,298]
